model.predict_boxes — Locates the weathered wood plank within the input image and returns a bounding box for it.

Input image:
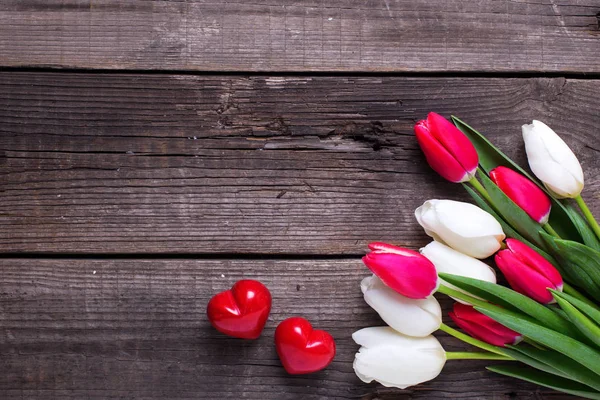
[1,73,599,254]
[0,0,599,73]
[0,258,577,399]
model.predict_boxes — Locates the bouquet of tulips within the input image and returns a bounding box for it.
[352,113,600,398]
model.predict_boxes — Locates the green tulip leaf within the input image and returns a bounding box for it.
[565,205,600,251]
[505,345,600,391]
[451,116,582,242]
[541,232,600,301]
[487,365,600,399]
[498,347,569,379]
[476,307,600,376]
[549,306,569,322]
[552,293,600,349]
[552,290,600,326]
[553,238,600,284]
[439,274,579,337]
[462,183,560,268]
[476,169,545,248]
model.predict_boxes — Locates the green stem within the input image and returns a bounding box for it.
[439,323,510,358]
[542,222,561,239]
[563,283,600,310]
[446,351,513,361]
[468,175,494,205]
[437,284,489,308]
[575,195,600,241]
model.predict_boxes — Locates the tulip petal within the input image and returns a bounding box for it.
[420,241,496,304]
[450,303,522,346]
[362,245,439,299]
[415,121,471,183]
[416,200,504,258]
[531,121,584,183]
[505,239,563,289]
[426,112,479,176]
[490,166,552,224]
[361,275,442,337]
[421,241,496,281]
[368,242,418,257]
[352,327,446,389]
[522,121,584,198]
[495,250,556,304]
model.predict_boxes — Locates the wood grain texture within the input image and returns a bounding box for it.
[0,258,578,399]
[1,73,599,254]
[0,0,599,73]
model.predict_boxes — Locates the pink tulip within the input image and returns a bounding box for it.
[414,112,479,183]
[490,166,551,224]
[495,239,563,304]
[362,242,439,299]
[449,303,522,347]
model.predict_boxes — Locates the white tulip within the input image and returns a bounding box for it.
[522,120,584,198]
[420,241,496,304]
[353,327,446,389]
[415,199,505,259]
[361,275,442,337]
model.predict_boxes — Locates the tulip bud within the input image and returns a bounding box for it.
[489,166,552,224]
[449,303,522,347]
[362,242,439,299]
[415,200,505,259]
[414,112,479,183]
[420,241,496,304]
[522,120,584,198]
[353,327,446,389]
[495,238,563,304]
[361,275,442,337]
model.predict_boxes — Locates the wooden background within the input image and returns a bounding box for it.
[1,1,600,399]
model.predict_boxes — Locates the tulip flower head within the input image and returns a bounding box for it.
[449,303,522,347]
[490,166,552,224]
[420,241,496,304]
[522,120,584,198]
[495,238,563,304]
[415,200,505,259]
[353,327,446,389]
[361,275,442,337]
[363,243,439,299]
[414,112,479,183]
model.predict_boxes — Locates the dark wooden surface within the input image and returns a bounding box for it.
[2,1,600,399]
[1,73,598,399]
[1,73,599,255]
[0,258,581,399]
[0,0,599,73]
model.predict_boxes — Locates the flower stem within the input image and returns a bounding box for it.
[468,175,494,205]
[437,284,489,308]
[439,323,510,358]
[542,222,561,239]
[575,195,600,241]
[445,351,513,361]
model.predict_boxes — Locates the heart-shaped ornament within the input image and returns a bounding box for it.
[207,280,272,339]
[275,317,336,374]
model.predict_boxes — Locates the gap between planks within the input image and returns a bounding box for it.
[2,66,600,80]
[0,253,363,260]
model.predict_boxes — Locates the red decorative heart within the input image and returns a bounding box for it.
[207,280,272,339]
[274,317,336,374]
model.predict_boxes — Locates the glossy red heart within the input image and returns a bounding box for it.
[207,280,271,339]
[274,317,336,374]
